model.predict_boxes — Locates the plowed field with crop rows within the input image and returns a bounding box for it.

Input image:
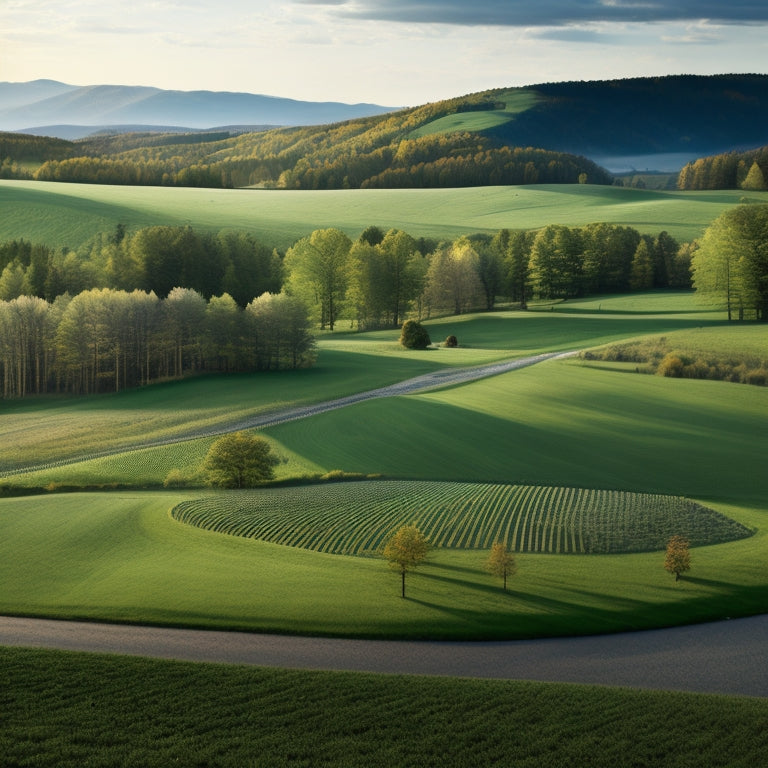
[171,481,751,556]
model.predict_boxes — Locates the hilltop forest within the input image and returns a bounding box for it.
[3,74,768,190]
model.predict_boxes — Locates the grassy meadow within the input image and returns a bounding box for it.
[2,237,767,764]
[2,292,767,641]
[2,179,767,250]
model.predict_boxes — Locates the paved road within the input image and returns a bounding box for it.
[2,614,767,698]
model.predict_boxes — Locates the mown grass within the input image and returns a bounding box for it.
[0,297,723,475]
[0,489,765,639]
[2,179,766,250]
[408,89,541,138]
[0,297,766,639]
[263,359,768,502]
[3,646,767,768]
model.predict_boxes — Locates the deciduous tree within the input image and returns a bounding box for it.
[202,431,279,488]
[485,542,517,591]
[664,535,691,581]
[382,524,429,598]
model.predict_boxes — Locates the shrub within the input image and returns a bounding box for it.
[444,335,458,348]
[400,320,431,350]
[745,368,768,386]
[658,353,685,378]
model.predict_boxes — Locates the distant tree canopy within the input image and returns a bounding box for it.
[3,88,612,190]
[1,218,696,399]
[677,146,768,191]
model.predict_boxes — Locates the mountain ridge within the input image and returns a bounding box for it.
[0,80,400,134]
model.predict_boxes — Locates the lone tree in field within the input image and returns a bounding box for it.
[485,542,517,591]
[203,432,279,488]
[664,535,691,581]
[399,319,431,350]
[382,524,430,598]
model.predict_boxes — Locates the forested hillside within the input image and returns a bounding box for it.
[3,75,766,189]
[4,90,610,189]
[677,145,768,190]
[482,75,768,156]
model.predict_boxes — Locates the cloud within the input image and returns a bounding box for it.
[294,0,768,27]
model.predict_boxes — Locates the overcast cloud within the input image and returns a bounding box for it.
[2,0,767,105]
[297,0,768,26]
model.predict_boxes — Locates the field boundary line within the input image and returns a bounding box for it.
[1,350,578,479]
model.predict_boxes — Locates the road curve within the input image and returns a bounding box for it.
[2,614,767,697]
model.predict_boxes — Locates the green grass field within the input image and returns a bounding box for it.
[0,294,725,475]
[2,179,766,250]
[1,294,767,639]
[408,89,542,138]
[2,284,767,765]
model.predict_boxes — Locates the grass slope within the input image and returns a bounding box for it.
[1,296,766,639]
[2,179,766,250]
[0,297,721,475]
[3,647,767,768]
[0,491,765,639]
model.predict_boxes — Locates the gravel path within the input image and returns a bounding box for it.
[1,614,767,697]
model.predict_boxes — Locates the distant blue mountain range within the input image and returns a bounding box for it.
[0,80,399,138]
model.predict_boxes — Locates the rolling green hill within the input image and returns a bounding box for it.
[2,179,766,251]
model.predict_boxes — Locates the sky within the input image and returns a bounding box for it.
[2,0,768,107]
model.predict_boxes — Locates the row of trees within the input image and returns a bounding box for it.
[0,287,314,398]
[691,204,768,320]
[2,221,693,340]
[677,146,768,191]
[383,523,690,598]
[283,223,691,331]
[0,227,282,306]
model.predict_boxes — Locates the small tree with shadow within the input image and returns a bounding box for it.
[485,542,517,590]
[664,535,691,581]
[382,524,430,598]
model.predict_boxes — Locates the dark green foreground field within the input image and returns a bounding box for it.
[3,646,767,768]
[2,292,767,766]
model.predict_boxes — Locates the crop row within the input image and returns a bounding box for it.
[170,481,752,556]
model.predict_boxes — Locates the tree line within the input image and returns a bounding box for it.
[0,288,314,398]
[0,218,699,399]
[2,89,612,190]
[677,146,768,191]
[691,203,768,320]
[0,227,282,307]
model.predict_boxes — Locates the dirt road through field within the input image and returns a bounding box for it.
[1,614,766,697]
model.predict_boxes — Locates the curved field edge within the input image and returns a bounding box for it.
[170,481,753,556]
[1,491,766,640]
